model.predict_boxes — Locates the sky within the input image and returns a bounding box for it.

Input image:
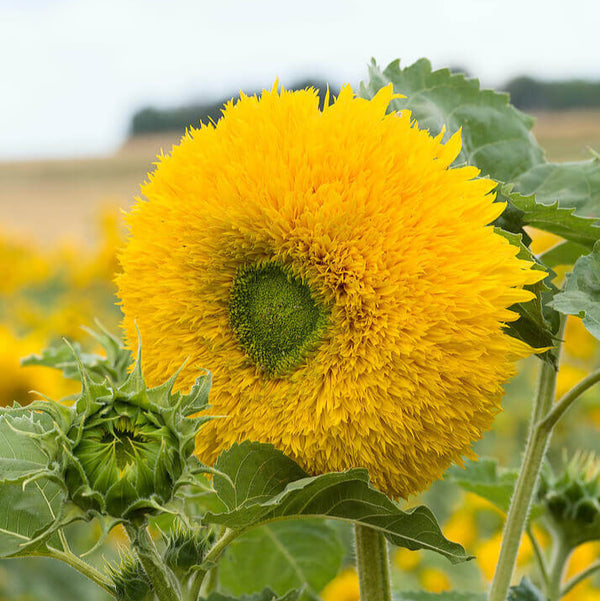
[2,0,600,160]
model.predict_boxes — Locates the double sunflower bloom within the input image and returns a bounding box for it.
[117,84,542,498]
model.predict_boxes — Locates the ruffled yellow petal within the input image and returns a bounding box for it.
[118,84,542,498]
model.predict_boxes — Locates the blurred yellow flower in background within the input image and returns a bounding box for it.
[321,569,360,601]
[0,325,78,406]
[419,567,451,593]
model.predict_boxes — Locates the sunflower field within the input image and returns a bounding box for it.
[1,58,600,601]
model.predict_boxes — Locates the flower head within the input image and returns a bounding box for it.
[118,84,542,498]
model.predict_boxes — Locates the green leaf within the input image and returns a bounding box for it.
[507,578,546,601]
[218,520,342,600]
[395,593,485,601]
[507,190,600,249]
[539,241,591,268]
[515,158,600,218]
[445,458,519,513]
[494,229,558,363]
[22,324,132,387]
[549,241,600,339]
[359,58,544,182]
[202,588,301,601]
[0,410,66,557]
[206,442,471,564]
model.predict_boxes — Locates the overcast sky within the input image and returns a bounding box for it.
[2,0,599,160]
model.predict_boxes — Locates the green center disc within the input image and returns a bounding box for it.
[229,262,328,376]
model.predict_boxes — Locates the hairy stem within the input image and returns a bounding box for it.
[526,525,549,590]
[125,524,182,601]
[489,319,565,601]
[354,524,392,601]
[547,534,572,601]
[541,367,600,431]
[48,547,114,595]
[192,528,239,596]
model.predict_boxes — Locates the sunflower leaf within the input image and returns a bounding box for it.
[494,229,559,364]
[505,189,600,250]
[205,442,471,564]
[514,157,600,219]
[0,409,66,557]
[359,59,600,229]
[549,241,600,339]
[359,58,544,182]
[201,588,301,601]
[218,521,342,601]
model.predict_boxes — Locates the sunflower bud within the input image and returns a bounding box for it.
[62,342,212,520]
[107,550,152,601]
[163,521,211,576]
[538,451,600,548]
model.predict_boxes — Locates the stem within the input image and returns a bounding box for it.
[192,528,239,595]
[541,367,600,431]
[547,534,572,601]
[125,524,182,601]
[199,563,219,598]
[354,524,392,601]
[561,559,600,597]
[489,317,565,601]
[526,525,549,590]
[48,547,114,595]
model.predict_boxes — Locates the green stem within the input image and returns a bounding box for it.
[354,524,392,601]
[561,559,600,597]
[125,524,182,601]
[192,528,239,596]
[48,547,114,595]
[541,367,600,431]
[489,317,565,601]
[547,534,572,601]
[526,525,549,590]
[199,563,219,598]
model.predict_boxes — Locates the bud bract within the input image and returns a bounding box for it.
[61,341,212,520]
[538,451,600,548]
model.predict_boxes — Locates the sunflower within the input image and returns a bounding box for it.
[117,84,543,498]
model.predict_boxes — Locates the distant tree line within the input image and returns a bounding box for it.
[130,79,339,136]
[129,75,600,136]
[504,77,600,110]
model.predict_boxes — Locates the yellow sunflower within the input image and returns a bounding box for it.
[118,84,543,498]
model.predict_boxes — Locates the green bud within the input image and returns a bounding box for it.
[61,337,212,520]
[538,451,600,548]
[107,550,152,601]
[163,521,210,575]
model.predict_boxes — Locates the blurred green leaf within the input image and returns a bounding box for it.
[21,324,131,387]
[359,58,544,182]
[445,458,519,513]
[202,588,301,601]
[0,410,65,557]
[206,442,471,564]
[507,578,546,601]
[395,593,485,601]
[550,241,600,339]
[539,241,590,268]
[219,520,342,601]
